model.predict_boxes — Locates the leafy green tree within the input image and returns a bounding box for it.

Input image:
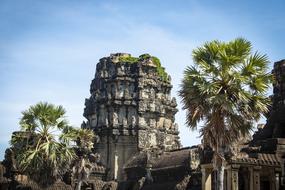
[179,38,271,190]
[10,102,95,187]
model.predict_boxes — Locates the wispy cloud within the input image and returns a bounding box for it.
[0,14,199,158]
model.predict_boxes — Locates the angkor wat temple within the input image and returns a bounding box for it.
[1,53,285,190]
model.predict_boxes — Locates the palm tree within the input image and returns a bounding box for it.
[11,102,76,187]
[70,128,96,190]
[179,38,272,190]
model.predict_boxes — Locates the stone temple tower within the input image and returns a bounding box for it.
[251,60,285,154]
[83,53,180,181]
[253,60,285,138]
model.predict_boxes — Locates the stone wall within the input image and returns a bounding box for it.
[251,60,285,148]
[271,59,285,138]
[83,53,181,181]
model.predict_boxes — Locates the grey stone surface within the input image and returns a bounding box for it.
[250,60,285,154]
[83,53,181,181]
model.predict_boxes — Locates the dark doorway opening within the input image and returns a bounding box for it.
[260,180,270,190]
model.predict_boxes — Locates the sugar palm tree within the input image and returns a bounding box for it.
[11,102,76,187]
[70,128,96,190]
[179,38,272,190]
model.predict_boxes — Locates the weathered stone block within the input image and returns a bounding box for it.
[83,53,181,181]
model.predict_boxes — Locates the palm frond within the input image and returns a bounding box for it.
[180,38,271,154]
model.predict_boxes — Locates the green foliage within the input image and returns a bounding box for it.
[139,53,151,60]
[151,56,161,67]
[139,54,168,81]
[151,56,168,81]
[179,37,272,153]
[179,38,272,189]
[118,56,139,64]
[119,54,169,81]
[69,128,97,190]
[10,102,95,187]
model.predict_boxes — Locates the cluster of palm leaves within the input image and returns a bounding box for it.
[10,102,96,187]
[179,38,272,190]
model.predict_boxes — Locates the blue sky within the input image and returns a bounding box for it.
[0,0,284,159]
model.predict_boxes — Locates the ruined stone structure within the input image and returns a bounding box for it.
[80,57,285,190]
[122,146,201,190]
[2,55,285,190]
[251,59,285,144]
[83,53,181,181]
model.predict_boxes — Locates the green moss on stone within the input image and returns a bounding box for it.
[151,56,169,82]
[139,54,152,60]
[118,56,139,63]
[118,54,169,82]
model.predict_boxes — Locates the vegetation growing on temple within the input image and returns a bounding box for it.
[118,56,139,64]
[118,54,169,82]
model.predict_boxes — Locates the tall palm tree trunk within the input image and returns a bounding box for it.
[213,148,225,190]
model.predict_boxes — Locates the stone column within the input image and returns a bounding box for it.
[114,151,118,180]
[232,166,239,190]
[226,164,240,190]
[250,166,261,190]
[249,167,253,190]
[269,169,276,190]
[275,172,280,190]
[270,168,281,190]
[201,164,212,190]
[227,167,231,190]
[281,159,285,187]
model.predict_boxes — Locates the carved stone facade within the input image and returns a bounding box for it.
[123,146,202,190]
[2,55,285,190]
[83,53,181,181]
[251,59,285,144]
